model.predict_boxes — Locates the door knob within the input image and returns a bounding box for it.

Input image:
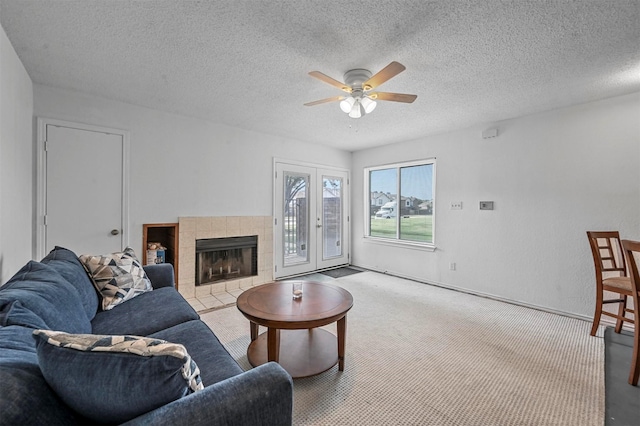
[111,229,120,236]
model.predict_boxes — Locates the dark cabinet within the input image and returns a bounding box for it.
[142,223,179,288]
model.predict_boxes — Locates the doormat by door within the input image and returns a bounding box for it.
[319,267,363,279]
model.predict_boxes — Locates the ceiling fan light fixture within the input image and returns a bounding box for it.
[361,96,377,114]
[305,62,416,118]
[340,97,355,113]
[348,100,365,118]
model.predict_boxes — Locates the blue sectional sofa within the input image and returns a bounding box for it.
[0,246,293,425]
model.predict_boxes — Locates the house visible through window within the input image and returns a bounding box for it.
[365,159,435,245]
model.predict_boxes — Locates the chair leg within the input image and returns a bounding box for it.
[591,290,604,336]
[630,319,640,386]
[614,295,627,333]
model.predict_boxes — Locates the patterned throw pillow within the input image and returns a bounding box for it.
[79,247,152,310]
[33,329,204,424]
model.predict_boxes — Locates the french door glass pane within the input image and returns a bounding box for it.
[283,172,309,266]
[323,176,343,259]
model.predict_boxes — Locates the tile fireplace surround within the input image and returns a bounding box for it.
[177,216,273,300]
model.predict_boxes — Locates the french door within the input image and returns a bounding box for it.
[274,161,349,278]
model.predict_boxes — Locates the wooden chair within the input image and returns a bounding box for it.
[620,239,640,385]
[586,231,634,336]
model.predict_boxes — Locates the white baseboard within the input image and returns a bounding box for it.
[352,263,594,323]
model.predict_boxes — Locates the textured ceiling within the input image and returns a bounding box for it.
[1,0,639,151]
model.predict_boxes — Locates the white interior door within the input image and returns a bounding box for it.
[38,120,128,258]
[274,161,349,278]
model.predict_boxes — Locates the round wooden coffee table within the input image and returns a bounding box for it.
[236,281,353,378]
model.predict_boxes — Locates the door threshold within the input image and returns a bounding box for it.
[276,264,352,281]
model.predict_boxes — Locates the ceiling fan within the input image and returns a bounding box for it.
[304,61,417,118]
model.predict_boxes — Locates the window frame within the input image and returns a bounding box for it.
[363,158,436,250]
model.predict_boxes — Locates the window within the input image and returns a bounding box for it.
[365,159,435,245]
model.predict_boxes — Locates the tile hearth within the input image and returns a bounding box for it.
[185,272,336,313]
[185,288,245,313]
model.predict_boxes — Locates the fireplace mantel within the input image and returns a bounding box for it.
[177,216,273,299]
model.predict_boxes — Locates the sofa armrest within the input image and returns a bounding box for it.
[143,263,175,289]
[123,362,293,426]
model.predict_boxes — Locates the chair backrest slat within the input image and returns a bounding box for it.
[587,231,627,276]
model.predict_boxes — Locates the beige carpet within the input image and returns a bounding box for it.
[200,271,604,426]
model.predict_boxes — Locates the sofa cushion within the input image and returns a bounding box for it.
[0,299,49,330]
[0,326,81,425]
[41,246,99,320]
[91,286,199,336]
[79,247,152,311]
[33,329,204,424]
[149,319,244,386]
[0,261,91,334]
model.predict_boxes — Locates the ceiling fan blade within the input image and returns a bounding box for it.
[363,61,406,90]
[308,71,352,93]
[369,92,417,103]
[304,96,345,107]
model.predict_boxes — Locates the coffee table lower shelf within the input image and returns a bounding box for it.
[247,328,338,379]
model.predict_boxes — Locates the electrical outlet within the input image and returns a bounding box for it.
[449,262,456,271]
[450,202,462,210]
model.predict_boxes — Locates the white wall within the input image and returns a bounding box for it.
[0,25,34,284]
[352,93,640,318]
[14,59,640,320]
[33,85,351,255]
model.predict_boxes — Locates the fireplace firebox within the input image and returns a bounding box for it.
[195,236,258,286]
